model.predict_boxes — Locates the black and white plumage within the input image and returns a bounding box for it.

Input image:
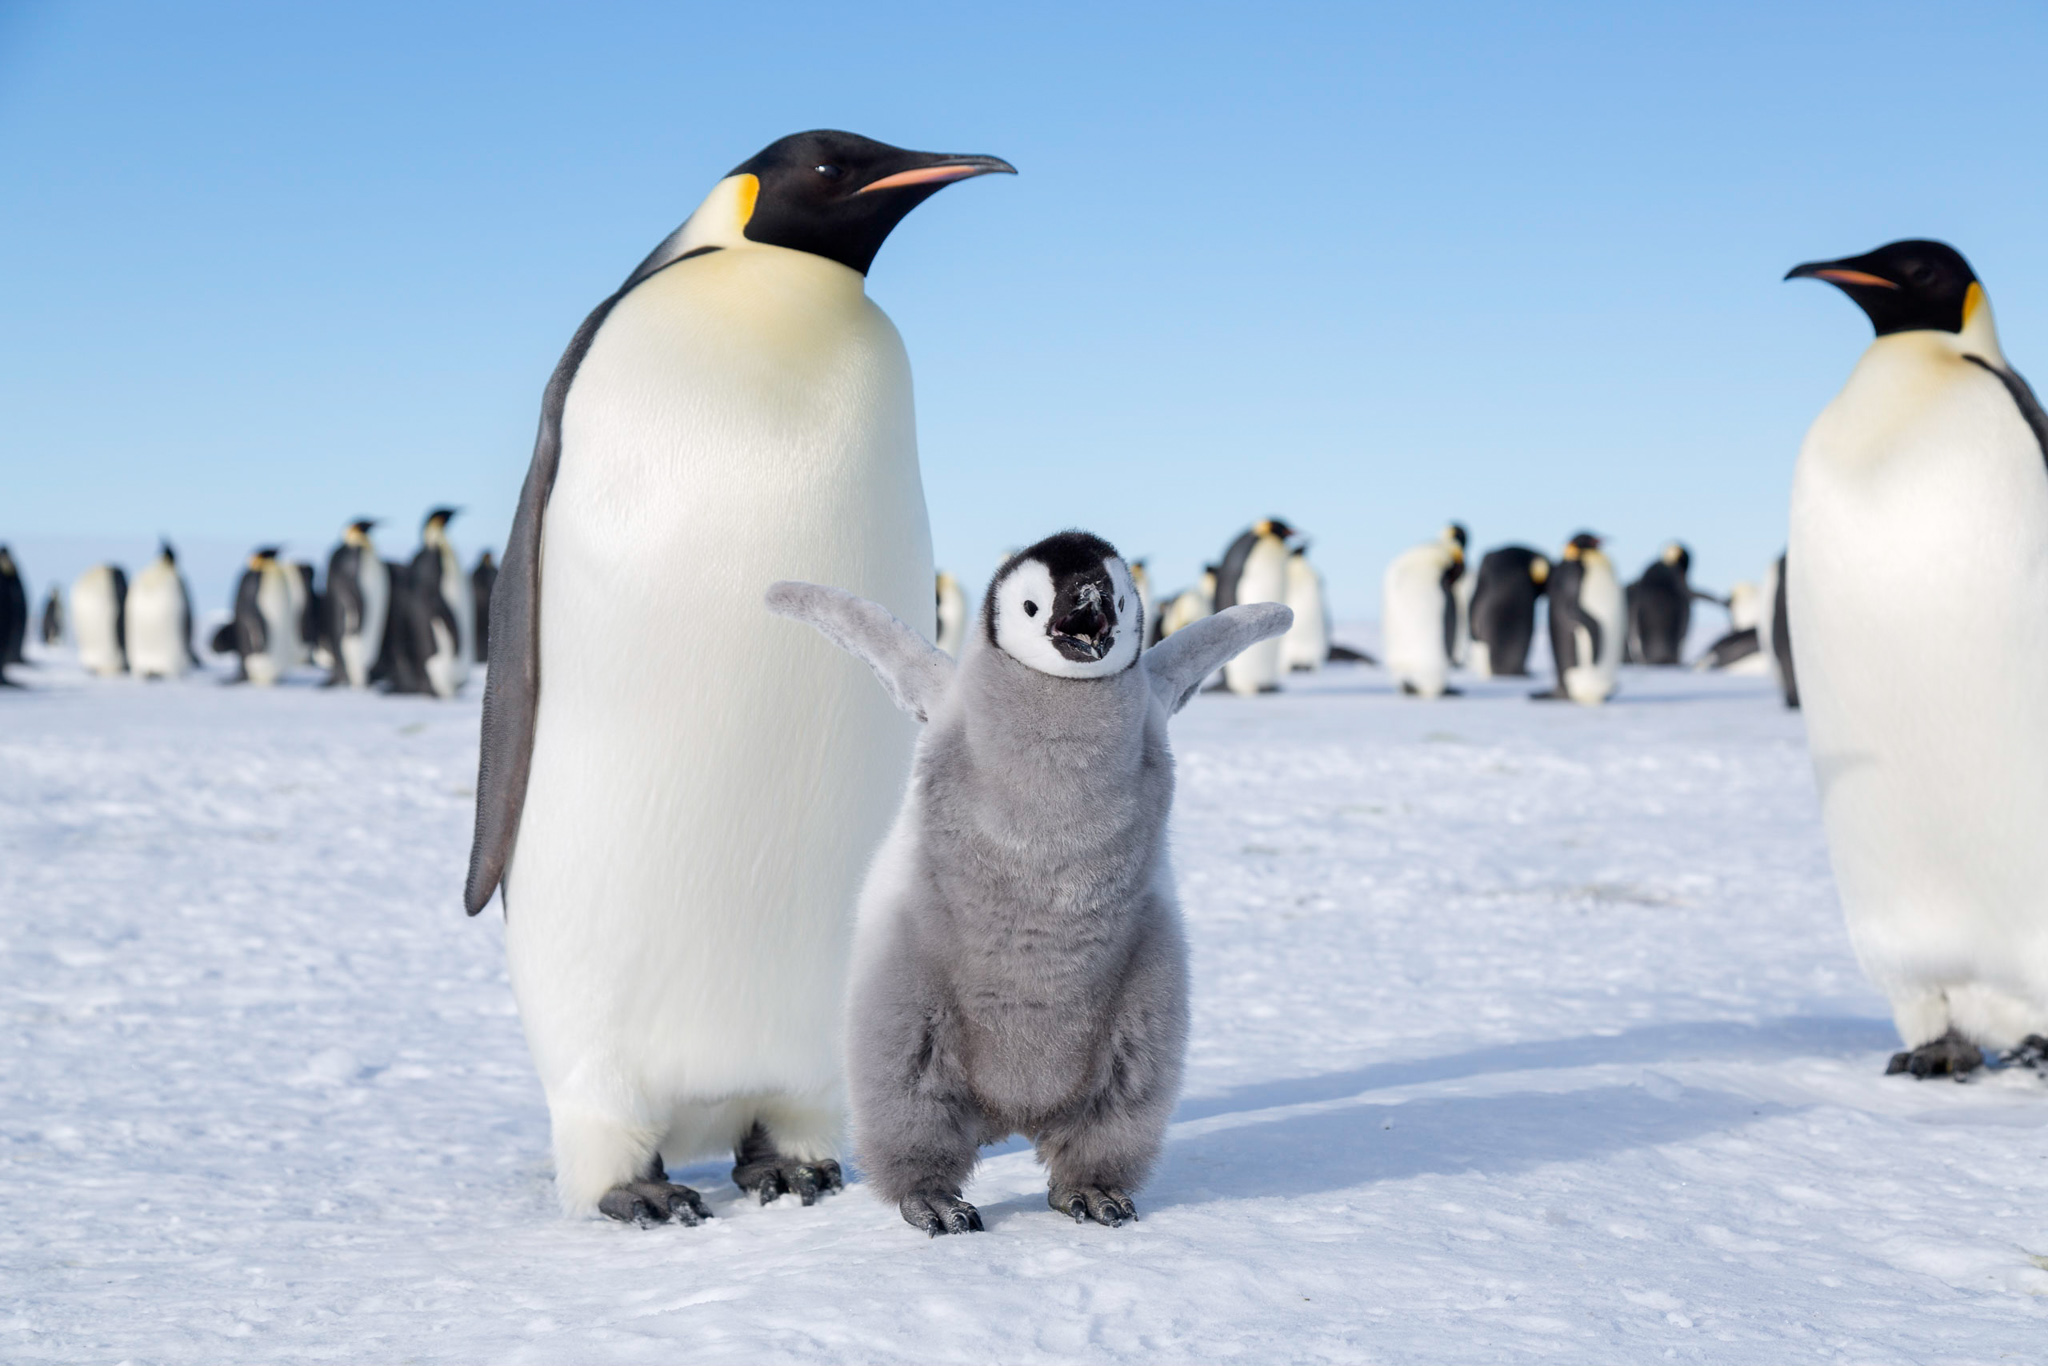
[1624,542,1694,666]
[767,530,1291,1236]
[1213,518,1295,693]
[461,130,1014,1224]
[125,541,198,680]
[1786,239,2046,1074]
[400,508,470,699]
[1382,523,1467,698]
[228,548,298,686]
[1466,545,1550,678]
[324,520,390,690]
[1533,533,1621,705]
[71,563,128,677]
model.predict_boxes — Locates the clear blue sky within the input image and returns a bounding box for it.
[4,0,2045,617]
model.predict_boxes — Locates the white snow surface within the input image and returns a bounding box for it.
[4,648,2047,1364]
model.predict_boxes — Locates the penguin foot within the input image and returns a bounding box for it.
[1885,1031,1984,1079]
[900,1193,983,1237]
[1997,1035,2048,1071]
[730,1122,843,1207]
[597,1181,711,1227]
[1049,1184,1137,1228]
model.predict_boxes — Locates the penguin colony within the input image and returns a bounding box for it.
[8,139,2043,1238]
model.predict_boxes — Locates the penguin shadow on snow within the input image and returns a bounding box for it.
[1151,1015,1894,1206]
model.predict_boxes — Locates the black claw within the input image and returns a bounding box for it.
[901,1194,981,1237]
[1887,1031,1984,1079]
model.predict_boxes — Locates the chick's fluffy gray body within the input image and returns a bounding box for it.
[857,638,1186,1202]
[767,574,1290,1225]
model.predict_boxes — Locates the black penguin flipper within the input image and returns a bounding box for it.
[234,570,266,656]
[1964,356,2048,467]
[1576,606,1604,667]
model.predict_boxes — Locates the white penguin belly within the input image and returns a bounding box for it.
[1792,344,2048,1043]
[425,544,473,698]
[505,249,930,1147]
[1563,562,1622,706]
[125,566,187,678]
[72,570,122,676]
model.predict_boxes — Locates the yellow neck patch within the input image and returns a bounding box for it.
[1963,281,1986,328]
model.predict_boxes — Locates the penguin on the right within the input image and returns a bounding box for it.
[1787,239,2048,1075]
[1466,545,1550,678]
[71,564,129,677]
[1213,519,1295,694]
[1533,533,1621,705]
[1625,542,1695,666]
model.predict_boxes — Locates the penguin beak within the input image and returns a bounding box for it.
[858,153,1017,195]
[1050,603,1114,662]
[1785,260,1900,290]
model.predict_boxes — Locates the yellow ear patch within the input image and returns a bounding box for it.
[1964,281,1985,327]
[734,173,759,229]
[1531,557,1550,585]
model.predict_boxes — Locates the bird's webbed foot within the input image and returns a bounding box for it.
[730,1122,844,1207]
[1885,1029,1984,1079]
[598,1179,710,1227]
[1049,1184,1138,1227]
[900,1192,983,1236]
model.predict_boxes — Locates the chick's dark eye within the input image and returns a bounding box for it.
[1023,600,1038,617]
[813,164,843,180]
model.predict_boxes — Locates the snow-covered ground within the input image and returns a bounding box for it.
[4,646,2046,1364]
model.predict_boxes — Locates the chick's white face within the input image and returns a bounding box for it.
[992,555,1142,679]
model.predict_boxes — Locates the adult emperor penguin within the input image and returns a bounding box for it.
[1534,533,1622,705]
[0,546,26,668]
[1214,518,1295,694]
[1698,578,1766,673]
[1625,542,1695,665]
[1381,524,1466,698]
[1466,545,1549,678]
[1282,543,1330,671]
[407,508,472,699]
[472,550,497,664]
[934,571,968,656]
[324,520,390,689]
[71,564,128,677]
[464,130,1014,1223]
[1786,239,2048,1074]
[229,548,300,686]
[125,541,198,680]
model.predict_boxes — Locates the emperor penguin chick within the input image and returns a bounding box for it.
[767,531,1292,1236]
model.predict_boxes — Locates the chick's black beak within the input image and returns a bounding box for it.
[857,152,1017,195]
[1050,603,1112,661]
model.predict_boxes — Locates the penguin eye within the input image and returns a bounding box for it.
[1023,601,1038,617]
[813,164,844,180]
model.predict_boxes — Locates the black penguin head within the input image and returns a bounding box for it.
[1564,532,1602,561]
[158,539,177,565]
[1785,240,1981,336]
[1660,541,1690,574]
[249,546,281,570]
[0,545,14,576]
[423,507,458,531]
[1445,523,1468,550]
[984,529,1142,679]
[1254,518,1297,543]
[728,131,1015,276]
